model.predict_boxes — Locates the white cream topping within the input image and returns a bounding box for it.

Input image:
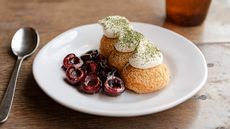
[98,16,132,38]
[129,40,163,69]
[115,30,144,52]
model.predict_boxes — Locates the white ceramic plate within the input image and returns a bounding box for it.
[33,23,207,117]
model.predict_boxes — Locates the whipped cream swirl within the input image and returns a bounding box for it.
[129,40,163,69]
[98,16,132,38]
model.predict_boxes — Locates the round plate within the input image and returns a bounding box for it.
[32,23,207,117]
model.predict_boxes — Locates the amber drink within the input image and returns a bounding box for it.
[166,0,211,26]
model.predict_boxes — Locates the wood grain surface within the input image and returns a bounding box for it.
[0,0,229,128]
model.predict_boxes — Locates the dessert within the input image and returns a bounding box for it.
[62,16,170,96]
[122,64,169,93]
[98,16,133,58]
[98,16,170,94]
[122,40,169,93]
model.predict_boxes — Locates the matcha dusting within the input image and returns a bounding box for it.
[138,41,161,64]
[119,30,144,46]
[102,16,129,28]
[98,16,133,38]
[129,39,163,69]
[115,29,144,52]
[142,42,161,61]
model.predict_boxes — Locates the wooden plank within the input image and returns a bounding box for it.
[0,0,229,128]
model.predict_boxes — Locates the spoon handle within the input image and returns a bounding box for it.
[0,57,24,123]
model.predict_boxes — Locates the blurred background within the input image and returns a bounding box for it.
[0,0,229,45]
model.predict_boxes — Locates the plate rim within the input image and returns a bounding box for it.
[32,22,208,117]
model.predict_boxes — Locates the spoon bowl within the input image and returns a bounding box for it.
[11,27,39,58]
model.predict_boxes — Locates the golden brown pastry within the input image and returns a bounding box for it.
[98,15,170,94]
[99,35,117,58]
[108,50,133,72]
[122,64,169,94]
[98,16,133,58]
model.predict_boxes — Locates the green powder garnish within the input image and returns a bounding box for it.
[98,16,132,37]
[144,43,161,58]
[118,29,144,48]
[133,40,162,64]
[118,29,144,51]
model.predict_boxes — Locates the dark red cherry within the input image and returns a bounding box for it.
[99,67,110,81]
[63,53,81,70]
[96,54,107,63]
[80,50,99,62]
[103,76,125,96]
[80,73,102,94]
[86,50,99,59]
[82,61,98,73]
[99,66,119,82]
[108,67,119,77]
[63,50,125,96]
[65,66,85,85]
[97,55,108,69]
[80,54,92,62]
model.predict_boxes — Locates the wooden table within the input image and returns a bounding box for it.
[0,0,229,128]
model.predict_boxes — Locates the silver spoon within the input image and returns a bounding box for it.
[0,27,39,123]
